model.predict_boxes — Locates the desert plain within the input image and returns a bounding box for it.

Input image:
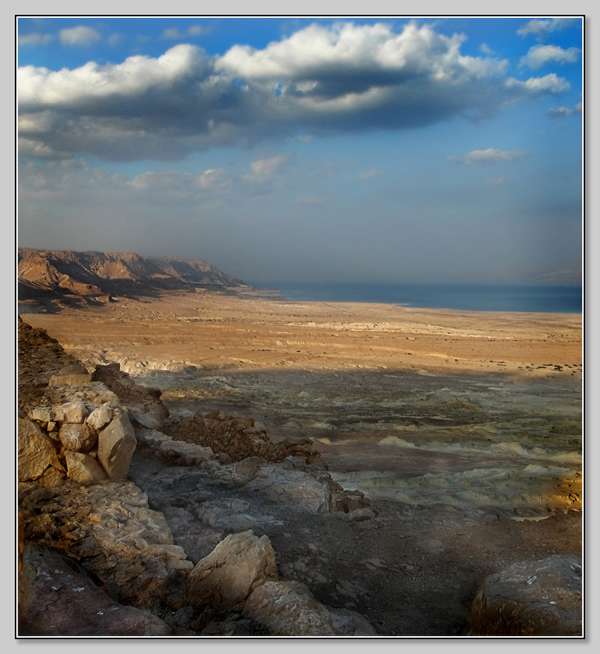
[21,289,583,636]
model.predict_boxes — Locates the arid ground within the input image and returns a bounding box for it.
[21,290,583,636]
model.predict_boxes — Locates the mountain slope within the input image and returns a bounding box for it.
[18,248,246,312]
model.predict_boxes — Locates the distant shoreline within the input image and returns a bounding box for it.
[249,282,583,315]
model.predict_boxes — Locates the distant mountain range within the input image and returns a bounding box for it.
[18,248,247,312]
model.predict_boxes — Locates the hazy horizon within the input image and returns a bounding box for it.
[17,16,583,287]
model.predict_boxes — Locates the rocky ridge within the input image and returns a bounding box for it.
[18,248,247,313]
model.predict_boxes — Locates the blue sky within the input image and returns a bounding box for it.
[17,15,583,285]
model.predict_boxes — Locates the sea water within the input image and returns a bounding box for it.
[258,282,582,314]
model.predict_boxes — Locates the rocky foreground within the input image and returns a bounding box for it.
[18,317,374,636]
[17,312,583,637]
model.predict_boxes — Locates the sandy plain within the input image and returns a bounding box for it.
[21,289,583,636]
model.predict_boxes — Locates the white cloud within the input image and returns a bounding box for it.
[17,22,576,164]
[519,45,580,70]
[19,44,209,109]
[517,17,579,40]
[480,43,494,55]
[216,21,508,85]
[59,26,102,47]
[18,33,53,46]
[358,169,382,180]
[448,148,529,165]
[505,73,570,95]
[248,155,288,181]
[130,170,193,191]
[195,168,229,190]
[547,102,582,118]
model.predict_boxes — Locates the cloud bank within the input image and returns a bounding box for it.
[18,21,571,163]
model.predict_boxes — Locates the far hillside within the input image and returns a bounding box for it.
[18,248,248,313]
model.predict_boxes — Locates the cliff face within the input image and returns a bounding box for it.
[18,248,246,312]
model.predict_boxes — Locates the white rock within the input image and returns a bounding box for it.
[86,404,114,431]
[55,402,89,424]
[97,413,137,480]
[59,422,97,453]
[18,419,63,481]
[65,451,108,485]
[187,530,278,611]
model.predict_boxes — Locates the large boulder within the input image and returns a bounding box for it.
[19,480,192,612]
[186,530,278,611]
[19,544,169,636]
[243,465,331,513]
[59,422,97,453]
[158,440,214,466]
[465,554,582,636]
[129,404,170,430]
[328,607,378,636]
[64,451,108,485]
[243,579,336,636]
[86,404,113,431]
[54,401,89,424]
[97,412,137,480]
[18,418,63,481]
[91,363,169,429]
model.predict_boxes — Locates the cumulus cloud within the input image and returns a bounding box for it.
[215,21,508,88]
[248,155,288,181]
[547,101,582,118]
[517,17,579,40]
[17,21,572,163]
[130,170,194,192]
[519,45,581,70]
[448,148,529,165]
[195,168,230,190]
[59,26,102,46]
[19,33,53,46]
[505,73,570,94]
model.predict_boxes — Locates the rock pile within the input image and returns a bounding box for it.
[91,362,170,430]
[18,318,139,486]
[184,530,376,636]
[161,410,320,464]
[17,316,376,636]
